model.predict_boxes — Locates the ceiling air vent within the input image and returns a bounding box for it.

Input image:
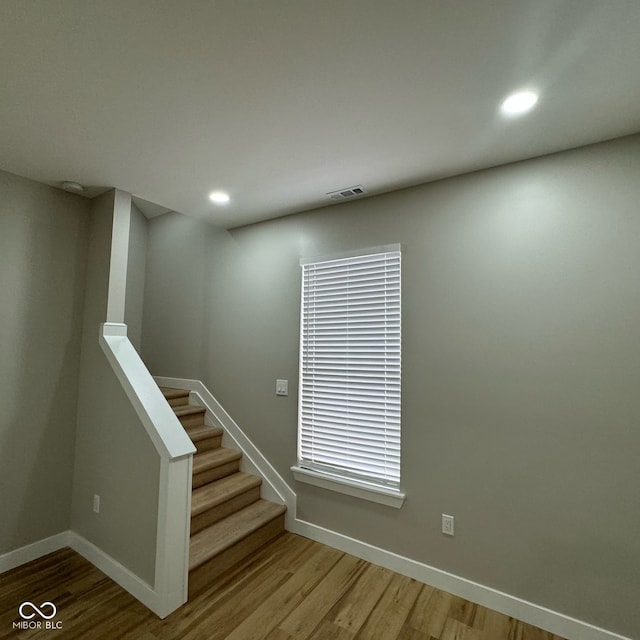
[327,185,368,201]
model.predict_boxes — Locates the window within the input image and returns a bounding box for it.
[292,246,404,507]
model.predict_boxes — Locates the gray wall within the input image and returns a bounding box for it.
[142,211,215,376]
[71,191,159,585]
[142,134,640,637]
[0,170,89,554]
[125,203,149,352]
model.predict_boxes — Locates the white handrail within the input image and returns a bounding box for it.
[98,322,195,617]
[100,323,195,460]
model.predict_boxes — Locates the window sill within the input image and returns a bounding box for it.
[291,466,405,508]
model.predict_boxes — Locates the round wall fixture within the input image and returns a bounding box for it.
[61,181,85,193]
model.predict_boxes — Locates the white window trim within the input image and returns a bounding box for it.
[299,243,403,265]
[291,465,406,508]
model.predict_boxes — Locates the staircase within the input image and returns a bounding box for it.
[160,387,286,596]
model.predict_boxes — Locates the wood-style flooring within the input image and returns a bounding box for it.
[0,532,566,640]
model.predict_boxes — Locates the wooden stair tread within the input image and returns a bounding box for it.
[193,448,242,475]
[186,424,223,441]
[173,404,206,417]
[191,472,262,517]
[157,381,288,596]
[160,387,190,399]
[189,500,287,571]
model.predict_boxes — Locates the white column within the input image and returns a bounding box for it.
[106,189,132,323]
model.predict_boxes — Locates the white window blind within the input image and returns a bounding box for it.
[298,248,401,489]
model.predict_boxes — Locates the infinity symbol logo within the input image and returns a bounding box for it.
[18,601,57,620]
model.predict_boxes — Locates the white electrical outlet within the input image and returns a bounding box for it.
[442,513,454,536]
[93,494,100,514]
[275,379,288,396]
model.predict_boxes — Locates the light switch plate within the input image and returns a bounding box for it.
[276,379,288,396]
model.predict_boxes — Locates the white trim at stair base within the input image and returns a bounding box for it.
[153,377,297,527]
[154,456,193,617]
[0,532,70,574]
[290,519,632,640]
[68,531,167,618]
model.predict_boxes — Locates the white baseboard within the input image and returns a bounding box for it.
[290,519,631,640]
[1,530,178,619]
[67,531,167,617]
[0,522,628,636]
[0,532,70,574]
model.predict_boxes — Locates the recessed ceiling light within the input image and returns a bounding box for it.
[209,191,230,204]
[500,90,539,116]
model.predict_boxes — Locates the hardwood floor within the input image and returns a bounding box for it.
[0,533,566,640]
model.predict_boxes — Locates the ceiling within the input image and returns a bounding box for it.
[1,1,639,229]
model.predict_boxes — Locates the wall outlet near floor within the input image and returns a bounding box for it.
[442,513,454,536]
[275,379,289,396]
[93,494,100,514]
